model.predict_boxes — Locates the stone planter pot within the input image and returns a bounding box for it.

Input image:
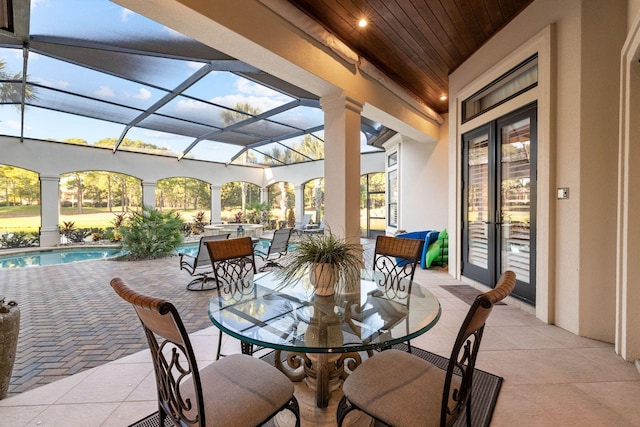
[310,263,337,296]
[0,299,19,399]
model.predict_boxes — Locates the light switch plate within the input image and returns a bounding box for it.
[557,187,569,199]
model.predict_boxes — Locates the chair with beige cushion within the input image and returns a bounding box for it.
[373,235,423,291]
[372,235,424,352]
[337,270,516,427]
[111,277,300,427]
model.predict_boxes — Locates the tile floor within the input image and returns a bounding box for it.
[1,243,640,426]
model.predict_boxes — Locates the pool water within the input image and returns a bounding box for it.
[0,243,199,269]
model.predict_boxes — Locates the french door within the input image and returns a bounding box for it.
[462,103,537,303]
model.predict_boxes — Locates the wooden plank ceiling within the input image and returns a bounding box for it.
[286,0,534,114]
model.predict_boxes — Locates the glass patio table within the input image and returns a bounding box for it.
[208,269,441,408]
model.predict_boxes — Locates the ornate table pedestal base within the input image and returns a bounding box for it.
[275,350,363,408]
[304,353,343,408]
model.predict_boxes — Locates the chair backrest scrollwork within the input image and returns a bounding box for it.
[111,278,205,426]
[441,270,516,426]
[206,237,257,290]
[373,235,423,295]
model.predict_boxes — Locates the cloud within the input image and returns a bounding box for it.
[174,99,222,119]
[3,120,21,130]
[120,8,133,23]
[235,79,282,98]
[133,88,152,100]
[210,94,282,113]
[188,61,205,70]
[30,77,69,89]
[94,86,115,98]
[30,0,50,10]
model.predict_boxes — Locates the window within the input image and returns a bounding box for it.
[387,152,397,167]
[387,168,398,228]
[462,54,538,123]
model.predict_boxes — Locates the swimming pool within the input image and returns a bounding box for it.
[0,243,199,269]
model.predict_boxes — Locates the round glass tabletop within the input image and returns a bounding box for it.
[208,270,441,354]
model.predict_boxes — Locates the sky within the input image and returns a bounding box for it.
[0,0,378,164]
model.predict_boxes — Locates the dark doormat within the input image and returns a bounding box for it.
[441,284,506,306]
[130,343,502,427]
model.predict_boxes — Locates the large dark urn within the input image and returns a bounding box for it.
[0,298,19,399]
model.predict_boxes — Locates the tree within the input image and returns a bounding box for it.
[295,134,324,160]
[94,137,167,152]
[0,165,39,206]
[221,103,261,166]
[63,138,89,146]
[303,178,324,223]
[157,177,211,211]
[0,59,37,109]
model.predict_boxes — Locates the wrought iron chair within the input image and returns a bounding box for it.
[178,233,230,291]
[205,236,259,360]
[254,227,293,272]
[110,278,300,427]
[337,270,516,427]
[372,235,424,352]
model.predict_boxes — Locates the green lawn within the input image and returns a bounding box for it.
[0,205,387,234]
[0,206,204,233]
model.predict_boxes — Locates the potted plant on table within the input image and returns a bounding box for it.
[277,229,364,296]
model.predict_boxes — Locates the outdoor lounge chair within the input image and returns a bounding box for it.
[178,234,230,291]
[293,213,313,236]
[110,278,300,427]
[301,217,324,235]
[337,270,516,427]
[254,227,293,272]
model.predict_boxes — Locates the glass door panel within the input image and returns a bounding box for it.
[462,125,494,285]
[500,117,531,283]
[468,134,490,269]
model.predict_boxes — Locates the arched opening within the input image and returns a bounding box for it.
[266,181,295,228]
[0,165,40,248]
[221,181,261,223]
[303,178,324,226]
[58,171,142,243]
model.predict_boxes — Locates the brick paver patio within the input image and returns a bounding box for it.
[0,238,376,397]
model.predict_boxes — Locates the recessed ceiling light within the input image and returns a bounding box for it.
[358,18,368,28]
[440,95,448,101]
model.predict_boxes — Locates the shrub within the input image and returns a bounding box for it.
[192,211,207,234]
[68,228,92,243]
[0,232,39,248]
[60,221,76,239]
[119,206,184,260]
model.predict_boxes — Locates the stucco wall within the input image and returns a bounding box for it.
[397,114,449,233]
[630,0,640,28]
[0,136,384,188]
[578,0,627,340]
[449,0,626,341]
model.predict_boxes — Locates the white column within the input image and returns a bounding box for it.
[295,185,304,224]
[210,185,222,223]
[141,181,156,209]
[261,186,269,204]
[320,93,362,244]
[39,175,60,247]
